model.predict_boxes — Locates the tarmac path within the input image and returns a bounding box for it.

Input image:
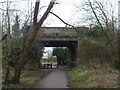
[35,69,71,88]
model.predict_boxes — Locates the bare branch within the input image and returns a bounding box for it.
[0,8,5,11]
[50,12,78,33]
[0,34,8,43]
[87,0,113,47]
[33,0,40,25]
[37,1,56,28]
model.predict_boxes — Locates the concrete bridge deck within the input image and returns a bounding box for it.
[36,27,79,41]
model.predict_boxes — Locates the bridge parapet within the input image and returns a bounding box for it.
[38,27,77,36]
[36,27,79,41]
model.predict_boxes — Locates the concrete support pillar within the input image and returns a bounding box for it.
[68,46,77,67]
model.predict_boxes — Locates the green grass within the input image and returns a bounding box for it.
[20,77,40,85]
[68,69,79,81]
[3,77,39,88]
[68,69,93,88]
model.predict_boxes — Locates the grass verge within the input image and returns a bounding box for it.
[68,63,118,88]
[20,77,40,85]
[2,69,52,88]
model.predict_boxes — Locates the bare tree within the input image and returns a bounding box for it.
[1,0,14,83]
[13,0,56,84]
[75,0,118,68]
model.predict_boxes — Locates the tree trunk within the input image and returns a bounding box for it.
[4,67,10,84]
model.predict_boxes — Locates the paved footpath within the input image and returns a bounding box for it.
[36,69,71,88]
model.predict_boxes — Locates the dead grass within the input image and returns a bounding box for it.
[68,63,118,88]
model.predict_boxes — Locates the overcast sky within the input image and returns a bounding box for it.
[0,0,118,58]
[0,0,118,27]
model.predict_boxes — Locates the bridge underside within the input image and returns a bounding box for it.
[41,41,77,47]
[38,40,78,67]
